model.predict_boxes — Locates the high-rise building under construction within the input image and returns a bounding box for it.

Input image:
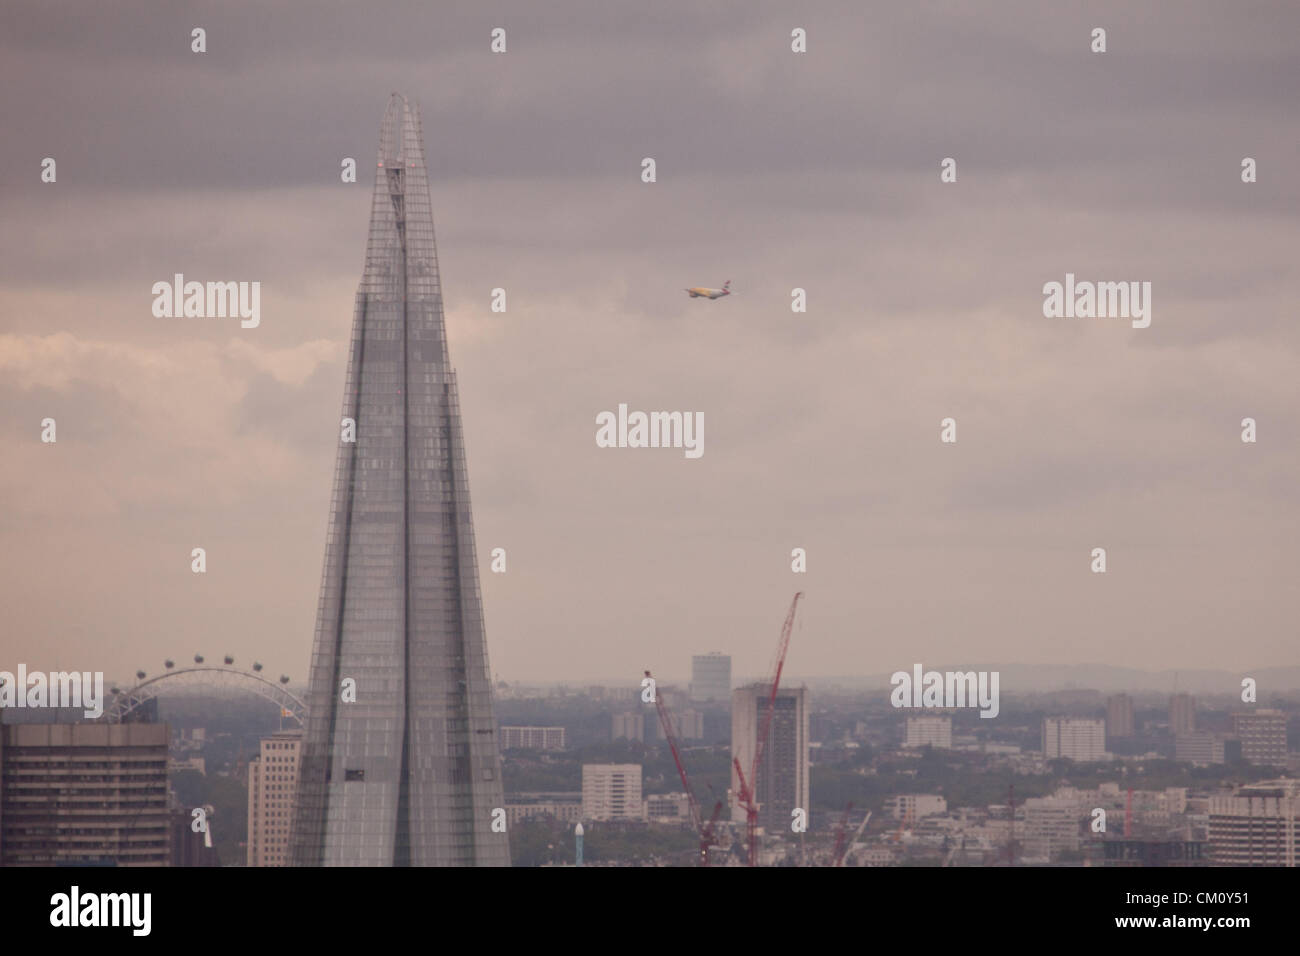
[731,684,809,831]
[291,94,509,866]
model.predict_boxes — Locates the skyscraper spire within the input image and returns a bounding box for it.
[291,94,509,866]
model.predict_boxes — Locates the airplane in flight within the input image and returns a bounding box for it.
[685,280,731,299]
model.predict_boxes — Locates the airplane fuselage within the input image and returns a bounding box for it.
[686,284,730,299]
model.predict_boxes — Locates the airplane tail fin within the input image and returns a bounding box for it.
[723,280,731,291]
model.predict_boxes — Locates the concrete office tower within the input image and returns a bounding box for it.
[582,764,644,821]
[1175,731,1226,766]
[1169,693,1196,736]
[0,722,169,866]
[1042,717,1106,762]
[1106,693,1135,739]
[731,684,809,829]
[1232,710,1288,767]
[691,653,731,702]
[611,711,644,742]
[1022,797,1082,863]
[1208,779,1298,866]
[885,794,947,821]
[291,94,508,866]
[904,715,952,749]
[248,730,302,867]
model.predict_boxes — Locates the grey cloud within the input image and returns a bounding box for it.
[0,1,1296,681]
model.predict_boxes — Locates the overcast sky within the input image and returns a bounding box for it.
[1,1,1297,689]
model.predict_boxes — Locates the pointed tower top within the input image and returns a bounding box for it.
[377,93,413,168]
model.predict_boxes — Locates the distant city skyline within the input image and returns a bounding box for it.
[90,661,1300,697]
[5,666,1294,868]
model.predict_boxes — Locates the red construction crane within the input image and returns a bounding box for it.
[733,591,803,866]
[645,670,723,866]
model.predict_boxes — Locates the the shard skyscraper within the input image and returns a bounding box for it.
[291,94,509,866]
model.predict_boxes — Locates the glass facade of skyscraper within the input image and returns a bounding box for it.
[291,94,509,867]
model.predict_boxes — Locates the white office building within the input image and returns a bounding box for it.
[582,764,644,822]
[1042,717,1106,762]
[1208,779,1298,867]
[885,794,947,822]
[904,715,952,750]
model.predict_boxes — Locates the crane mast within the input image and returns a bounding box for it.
[645,670,722,866]
[733,591,803,866]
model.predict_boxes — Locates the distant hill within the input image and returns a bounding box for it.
[797,664,1300,696]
